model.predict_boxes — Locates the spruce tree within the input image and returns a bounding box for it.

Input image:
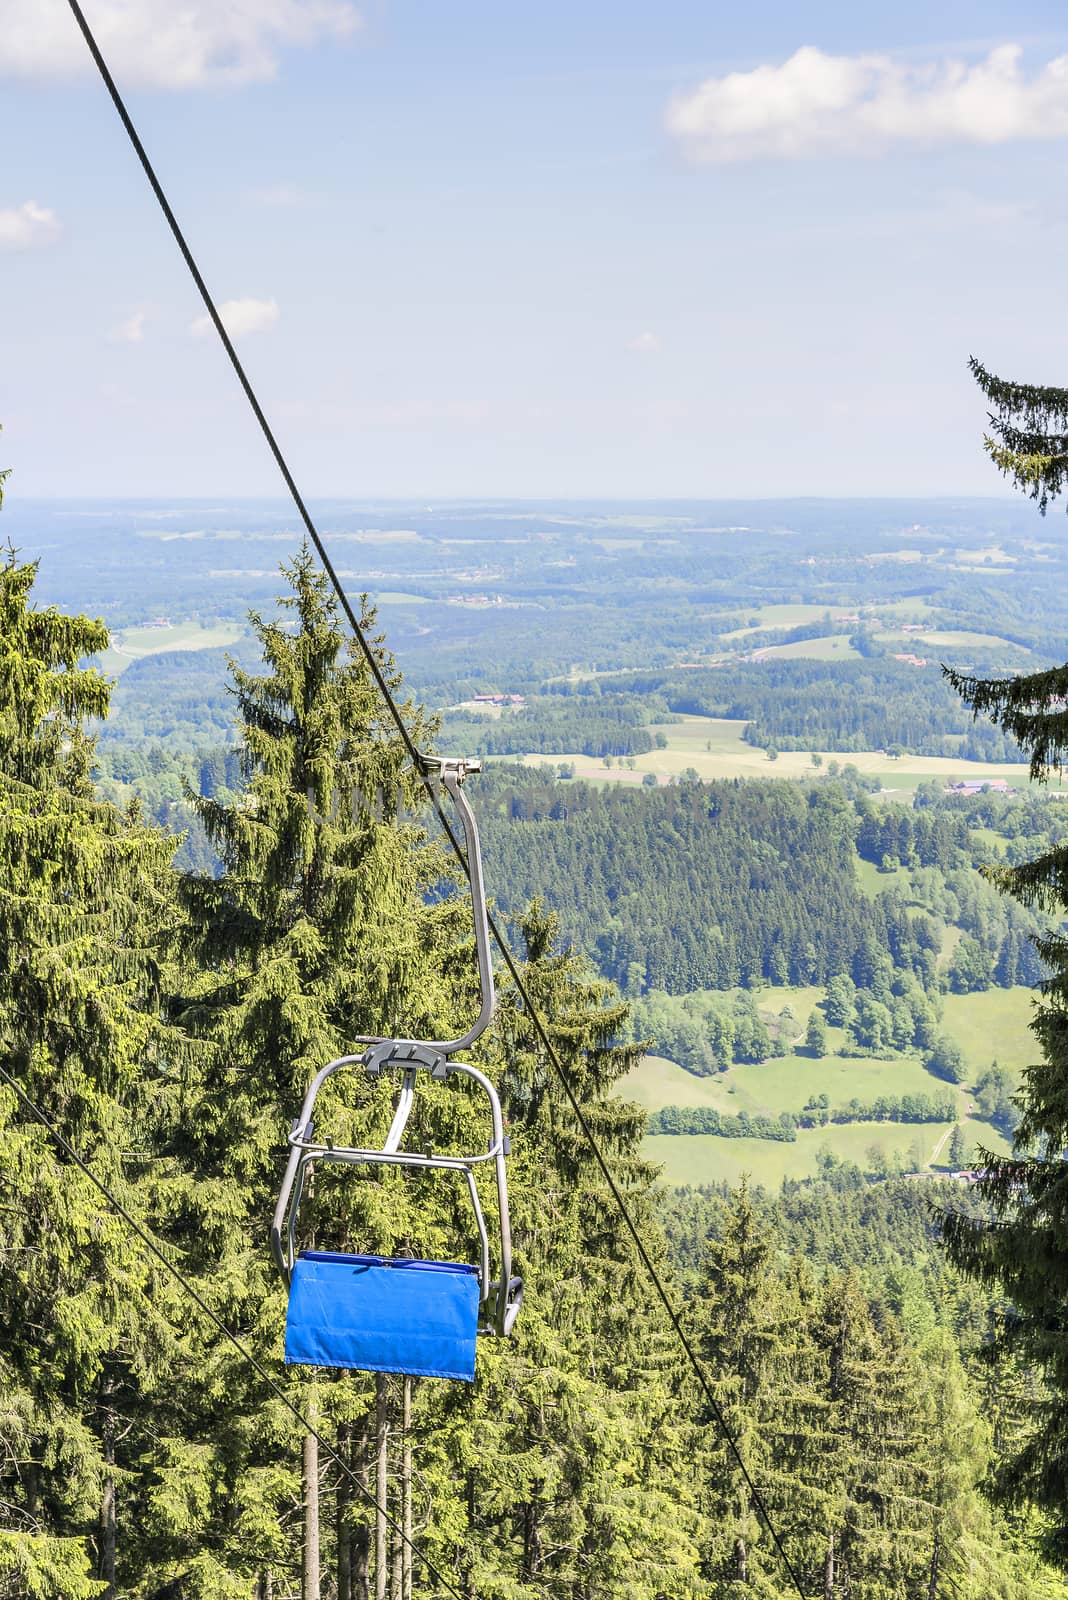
[942,361,1068,1557]
[139,547,485,1597]
[806,1272,932,1599]
[459,901,704,1599]
[0,522,180,1597]
[968,358,1068,514]
[804,1010,828,1057]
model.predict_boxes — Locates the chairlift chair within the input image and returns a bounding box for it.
[271,758,522,1382]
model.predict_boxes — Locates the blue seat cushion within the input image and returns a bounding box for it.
[284,1252,480,1381]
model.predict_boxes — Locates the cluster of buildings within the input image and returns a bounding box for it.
[470,693,525,708]
[945,778,1014,795]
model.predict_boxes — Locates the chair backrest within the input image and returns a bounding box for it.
[284,1252,480,1381]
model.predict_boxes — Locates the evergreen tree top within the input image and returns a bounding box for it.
[943,661,1068,781]
[970,356,1068,514]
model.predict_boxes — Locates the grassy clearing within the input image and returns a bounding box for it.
[912,629,1029,653]
[99,622,246,678]
[373,591,430,605]
[625,1048,949,1120]
[643,1122,952,1188]
[644,1117,1013,1187]
[941,988,1036,1081]
[752,635,861,662]
[720,603,835,639]
[854,857,914,898]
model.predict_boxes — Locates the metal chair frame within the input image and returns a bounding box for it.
[271,758,522,1338]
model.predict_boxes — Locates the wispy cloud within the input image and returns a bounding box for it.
[191,297,280,340]
[629,331,663,355]
[667,43,1068,162]
[4,0,361,90]
[0,199,61,252]
[112,309,146,343]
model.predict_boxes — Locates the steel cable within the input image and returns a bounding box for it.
[60,6,810,1590]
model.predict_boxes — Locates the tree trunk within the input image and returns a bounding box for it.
[402,1378,412,1600]
[376,1375,389,1600]
[734,1535,748,1584]
[304,1384,321,1600]
[354,1417,371,1600]
[824,1532,835,1600]
[337,1421,352,1600]
[927,1528,941,1600]
[391,1520,403,1599]
[99,1393,116,1600]
[463,1468,477,1600]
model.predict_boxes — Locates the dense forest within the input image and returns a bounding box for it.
[588,660,1027,760]
[473,766,1047,999]
[438,694,675,758]
[4,481,1068,1597]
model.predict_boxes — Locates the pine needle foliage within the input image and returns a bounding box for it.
[941,360,1068,1562]
[0,537,181,1599]
[970,357,1068,514]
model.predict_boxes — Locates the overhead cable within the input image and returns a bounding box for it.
[61,5,810,1592]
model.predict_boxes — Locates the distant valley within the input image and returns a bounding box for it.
[14,494,1060,1186]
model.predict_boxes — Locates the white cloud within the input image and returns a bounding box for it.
[113,309,146,343]
[667,43,1068,161]
[191,297,280,340]
[0,199,61,251]
[3,0,361,90]
[629,331,663,355]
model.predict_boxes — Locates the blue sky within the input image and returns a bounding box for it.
[3,0,1068,498]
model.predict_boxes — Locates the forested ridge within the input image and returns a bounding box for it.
[1,488,1066,1598]
[474,766,1047,1000]
[587,660,1027,760]
[101,653,1029,763]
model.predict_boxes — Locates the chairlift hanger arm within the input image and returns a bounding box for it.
[354,756,496,1057]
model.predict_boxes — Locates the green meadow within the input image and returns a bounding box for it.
[99,621,246,678]
[641,1122,993,1190]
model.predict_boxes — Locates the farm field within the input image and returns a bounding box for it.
[643,1118,1013,1189]
[721,599,940,640]
[749,634,861,662]
[720,603,840,636]
[625,1047,952,1119]
[905,629,1029,653]
[514,712,1037,794]
[99,621,247,677]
